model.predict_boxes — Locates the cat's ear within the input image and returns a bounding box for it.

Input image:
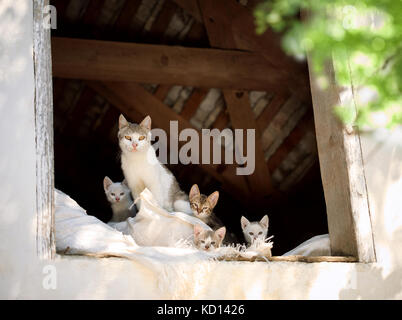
[103,176,113,191]
[260,215,269,229]
[189,184,200,202]
[194,224,204,238]
[122,179,129,187]
[119,114,129,129]
[140,115,152,131]
[207,191,219,209]
[215,226,226,241]
[240,216,250,230]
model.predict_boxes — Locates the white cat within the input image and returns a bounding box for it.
[118,114,192,214]
[240,215,269,246]
[103,176,136,222]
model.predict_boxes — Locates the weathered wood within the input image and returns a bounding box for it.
[306,54,376,262]
[172,0,203,22]
[267,111,315,172]
[153,85,171,102]
[51,37,291,92]
[256,94,288,134]
[224,90,273,197]
[197,0,311,100]
[217,255,358,263]
[34,0,56,260]
[180,88,208,120]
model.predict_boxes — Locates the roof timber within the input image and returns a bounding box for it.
[51,37,295,93]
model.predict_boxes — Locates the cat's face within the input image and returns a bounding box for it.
[118,115,152,153]
[241,215,269,245]
[103,177,130,204]
[194,225,226,251]
[189,184,219,219]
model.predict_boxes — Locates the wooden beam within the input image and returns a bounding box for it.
[256,94,288,134]
[307,49,376,261]
[86,81,249,198]
[197,0,311,100]
[180,88,208,120]
[51,37,291,93]
[172,0,203,22]
[224,90,273,197]
[267,110,315,173]
[197,1,274,198]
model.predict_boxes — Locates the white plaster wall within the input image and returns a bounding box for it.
[0,1,402,300]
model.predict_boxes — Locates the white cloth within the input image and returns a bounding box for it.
[282,234,331,256]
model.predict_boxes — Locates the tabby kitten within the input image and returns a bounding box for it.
[241,215,269,246]
[189,184,223,230]
[118,114,191,213]
[193,224,226,251]
[103,176,136,222]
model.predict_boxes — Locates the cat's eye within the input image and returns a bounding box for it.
[258,232,263,235]
[211,241,216,245]
[111,193,115,196]
[201,240,205,243]
[120,193,124,196]
[139,135,145,141]
[125,136,132,141]
[249,232,254,236]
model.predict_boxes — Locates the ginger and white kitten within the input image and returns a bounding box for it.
[193,225,226,251]
[103,176,135,222]
[241,215,269,246]
[118,114,191,213]
[189,184,222,229]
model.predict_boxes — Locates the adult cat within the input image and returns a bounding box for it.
[118,114,192,214]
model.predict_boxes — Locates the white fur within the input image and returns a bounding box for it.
[104,177,135,222]
[121,144,176,211]
[241,215,269,245]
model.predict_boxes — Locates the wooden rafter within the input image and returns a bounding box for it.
[51,37,292,93]
[197,0,274,199]
[197,0,311,101]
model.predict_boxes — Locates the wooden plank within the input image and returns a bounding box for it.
[172,0,203,22]
[51,37,291,92]
[306,49,376,261]
[224,90,273,197]
[113,0,142,33]
[256,94,288,134]
[153,85,171,102]
[33,0,56,260]
[212,109,229,130]
[197,2,273,199]
[180,88,208,120]
[81,0,105,25]
[148,0,178,42]
[267,110,315,173]
[87,81,249,198]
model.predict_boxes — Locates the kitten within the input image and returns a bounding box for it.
[189,184,223,229]
[193,224,226,251]
[241,215,269,246]
[103,176,136,222]
[118,114,192,213]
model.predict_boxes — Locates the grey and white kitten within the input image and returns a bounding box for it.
[118,114,191,213]
[241,215,269,245]
[103,176,136,222]
[189,184,223,229]
[193,224,226,251]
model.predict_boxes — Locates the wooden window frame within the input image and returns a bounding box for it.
[33,0,376,263]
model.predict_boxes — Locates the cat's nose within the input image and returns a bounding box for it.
[205,245,210,250]
[132,143,138,150]
[115,197,120,201]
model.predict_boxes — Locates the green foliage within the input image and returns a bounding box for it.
[254,0,402,129]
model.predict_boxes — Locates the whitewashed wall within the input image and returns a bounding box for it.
[0,1,402,300]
